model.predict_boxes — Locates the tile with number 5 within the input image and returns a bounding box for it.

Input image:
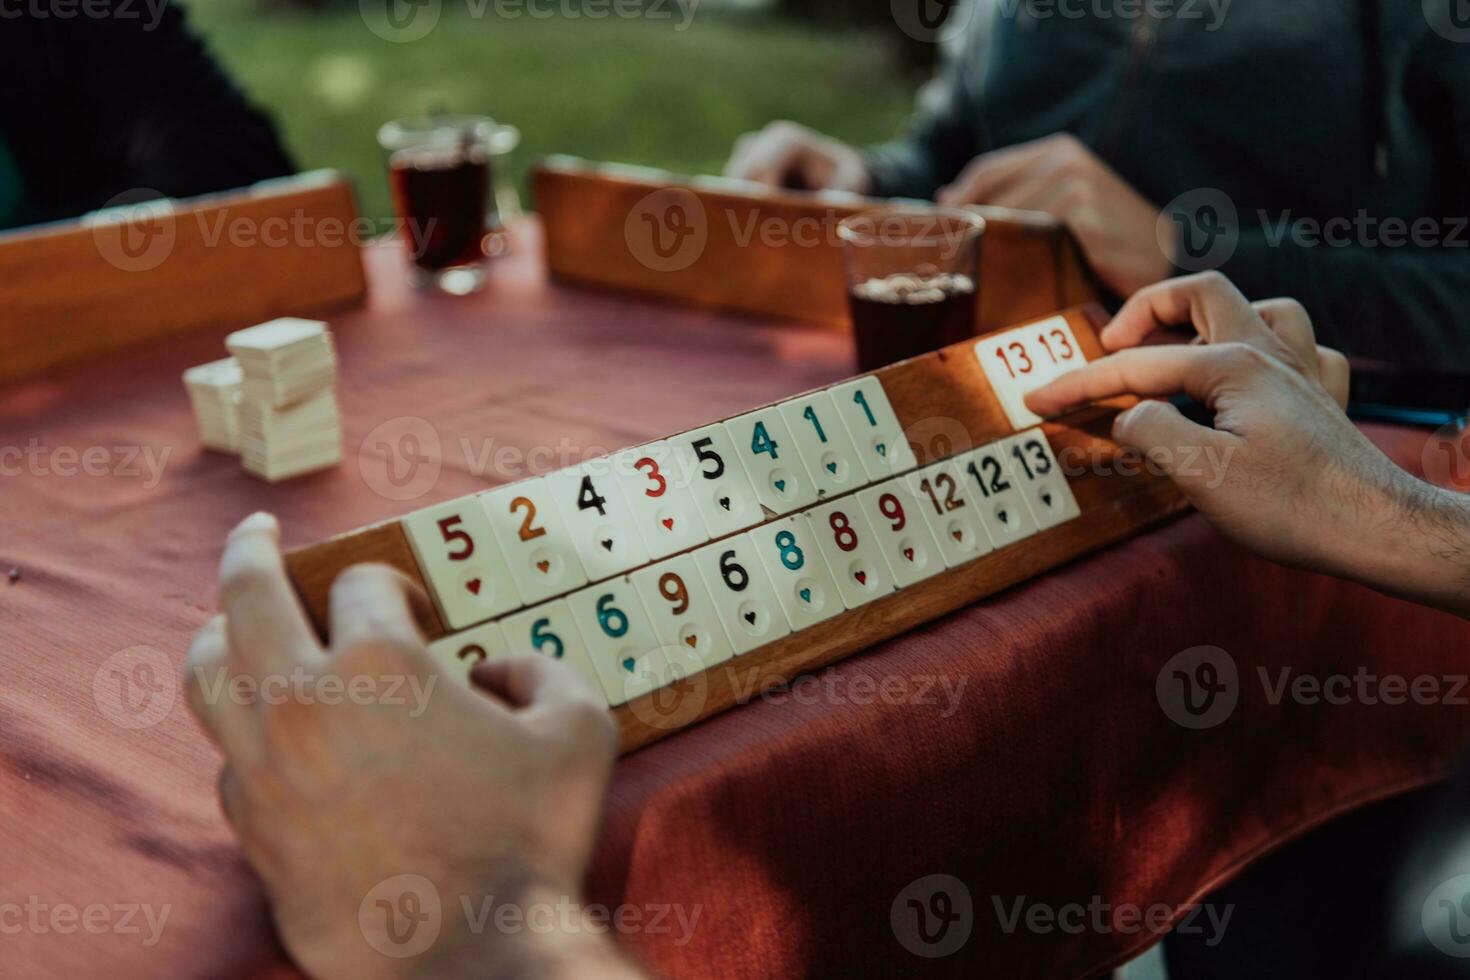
[750,516,843,629]
[498,600,606,705]
[631,553,735,670]
[691,535,792,655]
[611,442,710,560]
[668,424,763,538]
[566,578,671,706]
[723,406,819,516]
[904,458,995,569]
[957,442,1040,548]
[807,499,896,608]
[826,376,918,481]
[427,622,509,686]
[402,497,523,629]
[854,480,946,588]
[777,393,866,499]
[546,459,649,582]
[480,479,588,605]
[999,431,1081,530]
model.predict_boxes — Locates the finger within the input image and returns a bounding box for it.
[218,766,247,835]
[724,126,798,186]
[1100,273,1264,351]
[327,563,429,655]
[1251,298,1319,377]
[1317,346,1351,408]
[937,137,1056,206]
[470,653,606,716]
[218,513,323,676]
[183,615,258,759]
[1111,399,1239,495]
[1024,345,1236,418]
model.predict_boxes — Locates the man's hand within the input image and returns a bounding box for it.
[724,120,871,193]
[184,513,641,980]
[1025,273,1470,618]
[939,134,1173,297]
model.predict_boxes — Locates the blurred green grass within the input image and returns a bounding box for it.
[184,0,920,225]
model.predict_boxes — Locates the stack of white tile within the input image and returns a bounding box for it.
[225,318,341,482]
[182,357,244,453]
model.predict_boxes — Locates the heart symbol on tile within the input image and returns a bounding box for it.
[1041,492,1054,508]
[601,539,614,551]
[825,462,838,474]
[466,578,482,595]
[773,479,786,492]
[718,496,731,510]
[799,588,812,603]
[743,611,758,625]
[952,529,964,542]
[661,517,675,531]
[902,547,915,562]
[854,570,867,585]
[536,560,551,574]
[684,635,698,648]
[621,657,636,673]
[998,509,1010,525]
[875,443,887,457]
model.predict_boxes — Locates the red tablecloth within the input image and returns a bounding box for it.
[3,226,1468,979]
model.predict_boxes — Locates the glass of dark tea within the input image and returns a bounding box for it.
[377,115,520,295]
[836,207,985,371]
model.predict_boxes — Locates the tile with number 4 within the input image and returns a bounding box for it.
[750,516,843,629]
[827,376,918,481]
[631,553,735,670]
[807,499,896,608]
[545,459,649,582]
[402,497,523,629]
[957,442,1040,548]
[566,578,671,706]
[427,622,509,686]
[667,424,764,538]
[723,406,819,516]
[777,393,866,499]
[854,480,946,588]
[498,600,606,705]
[691,535,792,655]
[904,458,995,569]
[480,479,588,605]
[974,316,1086,429]
[1000,431,1081,529]
[611,442,710,560]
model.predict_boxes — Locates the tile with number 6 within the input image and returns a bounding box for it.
[611,442,710,559]
[777,393,866,498]
[958,442,1040,548]
[904,458,995,569]
[667,424,764,538]
[854,480,945,588]
[480,479,588,605]
[566,578,671,706]
[826,376,918,481]
[546,459,649,581]
[498,600,607,705]
[750,516,843,629]
[690,535,792,655]
[427,622,509,686]
[402,497,523,629]
[630,553,735,670]
[807,499,896,607]
[723,406,819,516]
[1000,431,1081,529]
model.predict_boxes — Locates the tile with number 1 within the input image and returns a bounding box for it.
[826,376,918,481]
[777,393,866,498]
[402,497,523,629]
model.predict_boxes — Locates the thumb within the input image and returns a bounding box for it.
[1112,399,1236,496]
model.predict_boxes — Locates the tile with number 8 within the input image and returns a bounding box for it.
[566,577,671,706]
[667,424,764,538]
[427,622,509,686]
[723,406,819,515]
[904,458,995,569]
[630,553,735,670]
[777,393,867,499]
[545,459,649,582]
[750,516,843,629]
[480,479,589,605]
[958,442,1041,548]
[691,535,792,655]
[498,600,606,705]
[402,497,523,629]
[826,376,918,481]
[1000,431,1081,529]
[611,442,710,559]
[854,480,946,587]
[807,499,896,607]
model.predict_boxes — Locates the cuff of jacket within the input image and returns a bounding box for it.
[863,141,944,202]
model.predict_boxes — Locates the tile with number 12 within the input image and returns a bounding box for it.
[904,458,995,569]
[958,442,1041,548]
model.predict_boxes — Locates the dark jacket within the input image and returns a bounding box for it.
[0,1,294,226]
[868,0,1470,367]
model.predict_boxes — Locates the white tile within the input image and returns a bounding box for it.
[806,498,897,607]
[826,376,918,481]
[749,516,843,630]
[402,497,524,629]
[566,577,671,706]
[958,442,1041,548]
[479,478,589,605]
[545,458,650,582]
[723,405,820,515]
[999,431,1081,529]
[498,600,606,704]
[610,442,710,559]
[690,535,793,655]
[427,622,510,686]
[973,316,1087,429]
[630,553,735,671]
[776,392,868,499]
[903,458,996,568]
[854,480,946,588]
[668,423,765,538]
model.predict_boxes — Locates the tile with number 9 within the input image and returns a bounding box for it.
[750,515,843,629]
[546,459,650,582]
[611,442,710,559]
[690,535,792,655]
[402,497,523,629]
[667,424,764,538]
[958,442,1041,548]
[807,498,896,607]
[723,406,819,515]
[777,393,867,498]
[826,376,918,481]
[631,553,735,670]
[999,431,1081,529]
[480,479,588,605]
[566,578,672,706]
[498,600,606,705]
[904,458,995,568]
[427,622,509,686]
[854,480,946,588]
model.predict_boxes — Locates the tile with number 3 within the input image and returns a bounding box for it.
[427,622,509,686]
[611,442,710,559]
[402,497,523,629]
